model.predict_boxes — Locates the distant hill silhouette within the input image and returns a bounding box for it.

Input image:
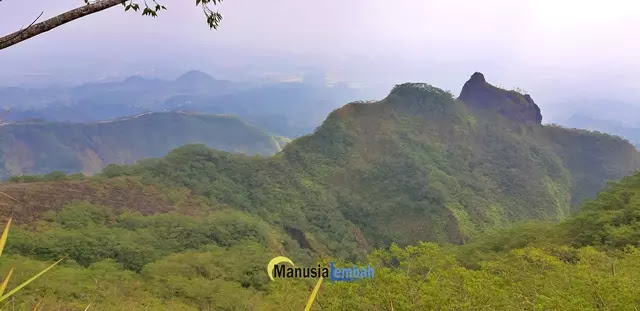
[0,111,287,179]
[0,70,366,137]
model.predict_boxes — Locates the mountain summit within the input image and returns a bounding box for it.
[176,70,218,84]
[459,72,543,124]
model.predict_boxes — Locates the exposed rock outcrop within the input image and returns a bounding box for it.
[458,72,542,124]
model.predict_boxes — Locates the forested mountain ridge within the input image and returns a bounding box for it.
[268,74,638,246]
[321,171,640,310]
[459,72,638,206]
[1,70,367,137]
[0,111,287,179]
[5,73,637,250]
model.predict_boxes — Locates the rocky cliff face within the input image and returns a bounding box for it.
[458,72,542,124]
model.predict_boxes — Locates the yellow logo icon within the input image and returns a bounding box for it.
[267,256,295,281]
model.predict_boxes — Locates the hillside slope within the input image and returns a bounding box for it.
[3,172,640,310]
[320,171,640,310]
[0,111,286,179]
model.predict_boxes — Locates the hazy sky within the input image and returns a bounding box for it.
[1,0,639,120]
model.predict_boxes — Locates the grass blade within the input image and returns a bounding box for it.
[303,277,323,311]
[0,192,19,203]
[0,268,14,296]
[0,217,12,256]
[32,299,42,311]
[0,256,66,303]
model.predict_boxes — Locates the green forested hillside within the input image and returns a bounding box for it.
[1,167,640,310]
[0,111,287,179]
[1,73,639,310]
[96,74,638,249]
[320,171,640,310]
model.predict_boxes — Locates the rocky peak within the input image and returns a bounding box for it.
[458,72,542,124]
[468,72,487,84]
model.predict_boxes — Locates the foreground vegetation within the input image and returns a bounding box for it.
[323,172,640,310]
[1,172,639,310]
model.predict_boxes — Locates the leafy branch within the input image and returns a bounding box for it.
[0,0,226,51]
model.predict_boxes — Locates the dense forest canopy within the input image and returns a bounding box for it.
[2,167,640,310]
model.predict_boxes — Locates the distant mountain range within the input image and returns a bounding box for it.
[0,111,288,179]
[1,70,367,137]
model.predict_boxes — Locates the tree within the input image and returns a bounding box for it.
[0,0,224,51]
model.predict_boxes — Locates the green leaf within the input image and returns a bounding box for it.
[303,277,323,311]
[0,256,66,303]
[0,268,14,296]
[0,217,12,257]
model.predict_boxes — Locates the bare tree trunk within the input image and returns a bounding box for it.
[0,0,123,51]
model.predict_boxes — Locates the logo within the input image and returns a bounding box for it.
[267,256,374,282]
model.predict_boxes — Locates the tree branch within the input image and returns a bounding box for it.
[1,12,45,47]
[0,0,123,51]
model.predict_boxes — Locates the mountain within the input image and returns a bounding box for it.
[0,111,287,179]
[1,71,367,137]
[125,73,636,248]
[5,72,638,247]
[0,71,245,122]
[1,73,640,309]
